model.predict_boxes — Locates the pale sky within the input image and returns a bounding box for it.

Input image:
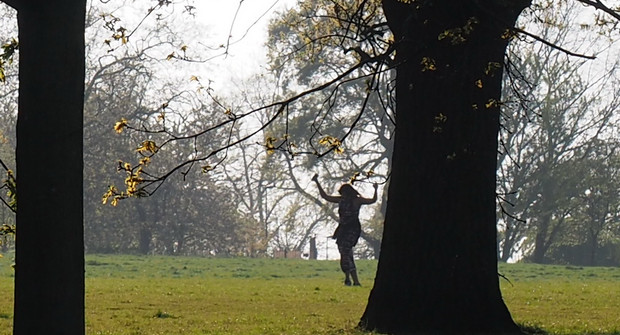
[190,0,296,90]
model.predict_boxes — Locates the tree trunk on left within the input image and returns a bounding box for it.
[13,1,86,334]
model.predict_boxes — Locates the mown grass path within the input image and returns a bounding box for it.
[1,254,620,334]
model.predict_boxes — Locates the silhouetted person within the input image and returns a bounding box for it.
[312,174,377,286]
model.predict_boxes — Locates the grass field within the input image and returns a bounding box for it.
[1,254,619,334]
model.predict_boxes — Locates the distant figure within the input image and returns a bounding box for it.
[312,174,377,286]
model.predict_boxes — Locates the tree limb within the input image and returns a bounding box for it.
[514,27,596,59]
[575,0,620,21]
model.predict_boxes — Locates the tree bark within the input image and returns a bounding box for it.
[13,1,86,334]
[360,1,530,333]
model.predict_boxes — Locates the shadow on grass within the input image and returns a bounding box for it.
[520,324,548,334]
[152,310,177,319]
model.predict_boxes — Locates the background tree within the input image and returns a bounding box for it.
[0,4,17,257]
[265,0,392,257]
[547,143,620,266]
[497,2,620,263]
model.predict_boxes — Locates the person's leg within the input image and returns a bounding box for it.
[350,269,360,286]
[344,273,352,286]
[348,253,360,285]
[338,244,356,285]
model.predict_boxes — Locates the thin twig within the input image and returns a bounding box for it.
[513,27,596,59]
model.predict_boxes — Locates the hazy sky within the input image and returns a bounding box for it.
[191,0,296,89]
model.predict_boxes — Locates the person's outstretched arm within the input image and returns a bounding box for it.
[360,183,379,204]
[312,174,340,203]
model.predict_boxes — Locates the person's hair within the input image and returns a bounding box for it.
[338,184,360,198]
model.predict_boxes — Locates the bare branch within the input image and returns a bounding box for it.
[513,27,596,59]
[115,48,395,201]
[0,157,10,172]
[575,0,620,21]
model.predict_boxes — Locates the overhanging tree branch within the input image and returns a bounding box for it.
[106,42,396,203]
[575,0,620,21]
[514,27,596,59]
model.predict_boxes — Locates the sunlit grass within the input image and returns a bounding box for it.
[500,264,620,335]
[1,254,620,334]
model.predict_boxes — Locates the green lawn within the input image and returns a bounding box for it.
[500,264,620,334]
[1,254,620,334]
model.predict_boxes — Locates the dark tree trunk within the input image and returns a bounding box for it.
[309,236,318,260]
[138,226,152,255]
[12,1,86,334]
[360,1,530,334]
[531,216,551,263]
[587,228,600,266]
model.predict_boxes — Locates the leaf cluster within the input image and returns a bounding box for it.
[0,38,17,83]
[268,0,390,86]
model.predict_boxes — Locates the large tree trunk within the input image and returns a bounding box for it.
[360,1,530,334]
[13,1,86,334]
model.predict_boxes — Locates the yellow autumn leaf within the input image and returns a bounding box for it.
[501,29,516,40]
[114,118,128,133]
[201,165,214,173]
[420,57,436,71]
[319,136,345,154]
[319,136,339,146]
[136,140,158,154]
[485,62,502,76]
[265,136,278,154]
[102,185,118,205]
[434,113,448,123]
[485,99,498,108]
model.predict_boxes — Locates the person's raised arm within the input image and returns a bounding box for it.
[312,174,340,203]
[360,183,379,205]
